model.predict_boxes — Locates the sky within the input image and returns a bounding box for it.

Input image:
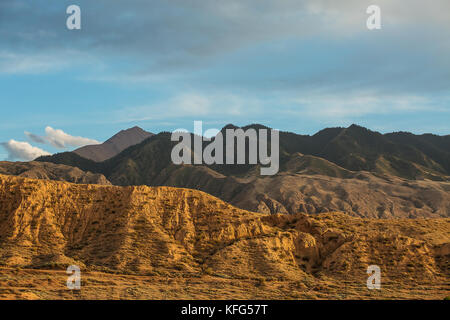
[0,0,449,160]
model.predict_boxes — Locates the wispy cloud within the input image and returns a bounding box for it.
[0,51,67,74]
[0,50,100,75]
[113,93,252,123]
[24,131,47,144]
[1,140,51,161]
[292,93,436,119]
[112,90,444,126]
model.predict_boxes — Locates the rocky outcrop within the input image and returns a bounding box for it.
[0,161,110,185]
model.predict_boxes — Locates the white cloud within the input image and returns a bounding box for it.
[24,127,100,149]
[1,127,99,161]
[44,127,100,149]
[1,140,51,161]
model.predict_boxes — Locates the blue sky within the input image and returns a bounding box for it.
[1,0,449,160]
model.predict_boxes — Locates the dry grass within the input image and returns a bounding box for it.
[0,268,448,300]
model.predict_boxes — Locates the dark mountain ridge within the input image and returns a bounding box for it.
[37,124,450,181]
[34,124,450,218]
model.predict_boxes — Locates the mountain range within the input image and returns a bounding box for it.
[27,124,449,218]
[36,124,450,180]
[1,125,449,299]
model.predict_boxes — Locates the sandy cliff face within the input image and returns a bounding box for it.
[0,175,450,291]
[0,174,272,276]
[0,174,448,286]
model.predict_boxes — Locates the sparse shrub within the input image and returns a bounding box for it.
[204,267,214,275]
[255,277,266,287]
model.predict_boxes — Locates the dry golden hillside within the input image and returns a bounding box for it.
[0,174,449,299]
[0,161,111,185]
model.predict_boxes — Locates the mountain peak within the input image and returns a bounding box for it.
[73,127,153,162]
[107,126,151,141]
[222,123,239,130]
[347,124,367,131]
[242,123,271,131]
[128,125,145,132]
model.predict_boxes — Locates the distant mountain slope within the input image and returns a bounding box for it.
[0,161,110,185]
[312,125,450,180]
[73,126,153,162]
[127,163,450,218]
